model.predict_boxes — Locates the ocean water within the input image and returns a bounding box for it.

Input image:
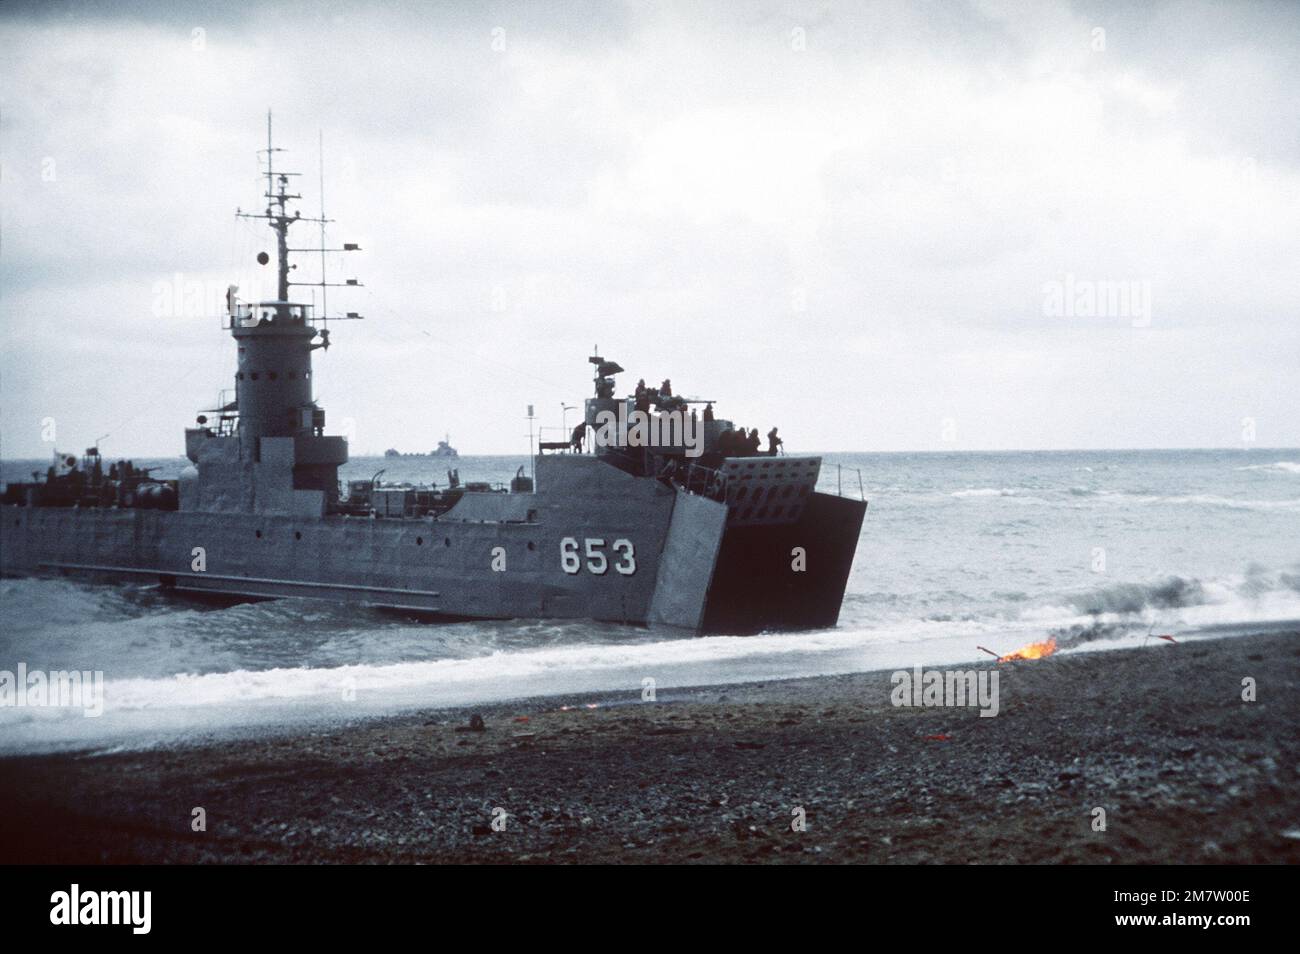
[2,448,1298,752]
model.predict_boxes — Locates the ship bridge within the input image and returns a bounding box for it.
[181,113,362,517]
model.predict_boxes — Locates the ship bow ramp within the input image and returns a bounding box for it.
[648,456,867,634]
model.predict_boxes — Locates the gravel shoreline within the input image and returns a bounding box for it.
[1,630,1296,864]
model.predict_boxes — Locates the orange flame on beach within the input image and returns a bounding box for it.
[999,636,1058,662]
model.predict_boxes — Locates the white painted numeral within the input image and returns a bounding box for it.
[560,537,581,574]
[614,539,636,575]
[585,538,608,575]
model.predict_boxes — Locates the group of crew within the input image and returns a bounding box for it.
[570,376,786,458]
[634,377,689,415]
[716,425,782,457]
[45,456,141,487]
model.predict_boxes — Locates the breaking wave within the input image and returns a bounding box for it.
[943,486,1300,511]
[3,565,1298,754]
[1037,568,1300,647]
[1235,461,1300,475]
[1145,494,1300,512]
[1066,576,1209,616]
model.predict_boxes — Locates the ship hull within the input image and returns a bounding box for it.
[1,497,670,625]
[1,457,865,635]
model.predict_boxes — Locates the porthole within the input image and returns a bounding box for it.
[268,371,278,381]
[527,541,536,551]
[237,372,245,380]
[416,536,424,546]
[251,372,260,381]
[444,537,451,547]
[294,531,302,541]
[255,529,263,539]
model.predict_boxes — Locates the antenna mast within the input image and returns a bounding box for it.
[267,110,294,302]
[319,130,328,332]
[237,110,366,327]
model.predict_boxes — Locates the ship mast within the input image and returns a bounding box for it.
[236,110,365,326]
[266,110,294,303]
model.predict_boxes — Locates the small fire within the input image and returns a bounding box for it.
[998,636,1057,662]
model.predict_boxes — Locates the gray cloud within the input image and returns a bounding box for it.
[2,0,1298,457]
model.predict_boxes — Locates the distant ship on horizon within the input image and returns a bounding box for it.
[384,435,458,459]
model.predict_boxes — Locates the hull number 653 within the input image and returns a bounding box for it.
[561,537,635,575]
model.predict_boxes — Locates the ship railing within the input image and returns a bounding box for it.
[224,301,315,329]
[835,463,866,501]
[665,459,728,502]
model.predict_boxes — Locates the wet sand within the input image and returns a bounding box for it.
[1,630,1296,864]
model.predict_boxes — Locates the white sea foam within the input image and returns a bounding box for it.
[1235,461,1300,475]
[1063,490,1300,512]
[1145,494,1300,512]
[3,572,1297,755]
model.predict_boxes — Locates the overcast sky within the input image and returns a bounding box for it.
[2,0,1298,458]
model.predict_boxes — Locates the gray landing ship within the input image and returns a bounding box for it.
[1,122,867,634]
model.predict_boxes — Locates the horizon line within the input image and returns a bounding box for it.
[4,444,1300,463]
